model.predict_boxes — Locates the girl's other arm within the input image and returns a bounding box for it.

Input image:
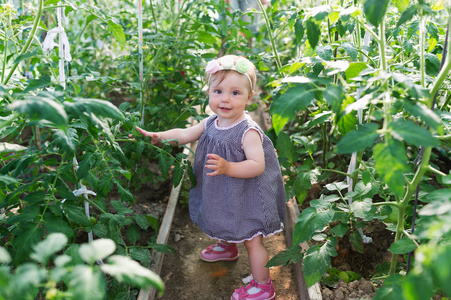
[205,129,265,178]
[135,119,207,145]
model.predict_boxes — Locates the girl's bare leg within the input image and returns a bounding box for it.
[244,235,269,283]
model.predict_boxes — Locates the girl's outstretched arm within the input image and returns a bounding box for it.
[134,119,207,146]
[205,129,265,178]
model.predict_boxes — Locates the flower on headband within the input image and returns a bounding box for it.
[221,56,234,69]
[235,58,250,74]
[206,60,220,74]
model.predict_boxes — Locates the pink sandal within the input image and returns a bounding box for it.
[231,278,276,300]
[200,243,239,262]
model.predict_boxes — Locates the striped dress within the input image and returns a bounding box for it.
[189,113,286,243]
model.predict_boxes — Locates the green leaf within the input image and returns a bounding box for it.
[197,31,217,44]
[373,274,404,300]
[363,0,390,27]
[79,239,116,264]
[425,53,441,76]
[30,233,68,265]
[133,214,149,230]
[374,139,410,198]
[306,18,321,49]
[13,263,47,295]
[52,128,79,157]
[65,206,92,227]
[431,245,451,295]
[419,189,451,216]
[13,50,38,64]
[117,184,135,204]
[8,97,68,130]
[77,153,93,180]
[270,85,315,133]
[23,75,51,93]
[107,20,125,45]
[293,172,311,204]
[69,265,106,300]
[389,119,439,147]
[323,84,345,114]
[345,62,368,82]
[350,198,375,221]
[303,239,337,287]
[101,255,164,292]
[293,207,334,245]
[130,247,151,268]
[45,216,75,238]
[341,42,358,61]
[111,200,133,215]
[403,101,442,130]
[64,98,123,120]
[266,245,304,267]
[92,223,108,238]
[388,236,417,254]
[158,154,171,179]
[394,0,410,12]
[317,45,333,61]
[0,247,11,264]
[127,224,141,245]
[22,191,46,204]
[11,224,45,264]
[306,111,333,128]
[0,142,27,153]
[332,223,348,237]
[397,6,418,27]
[276,131,298,163]
[350,231,363,252]
[0,175,18,188]
[295,18,304,44]
[173,164,184,188]
[325,181,348,191]
[148,243,176,255]
[336,123,379,154]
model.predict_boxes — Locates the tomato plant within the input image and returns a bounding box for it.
[1,0,451,298]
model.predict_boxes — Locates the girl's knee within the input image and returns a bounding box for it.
[244,235,264,249]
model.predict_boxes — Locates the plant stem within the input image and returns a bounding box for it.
[430,17,451,107]
[149,0,159,33]
[389,204,406,274]
[420,16,426,87]
[372,201,401,208]
[256,0,282,72]
[2,0,43,85]
[321,168,352,177]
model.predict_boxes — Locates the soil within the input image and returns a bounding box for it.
[157,204,299,300]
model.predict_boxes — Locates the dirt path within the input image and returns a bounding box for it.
[158,204,299,300]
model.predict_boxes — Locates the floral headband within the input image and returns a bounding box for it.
[206,57,253,90]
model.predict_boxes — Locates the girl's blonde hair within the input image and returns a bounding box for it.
[205,55,257,93]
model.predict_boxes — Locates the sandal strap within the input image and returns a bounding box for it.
[235,279,273,299]
[204,243,236,254]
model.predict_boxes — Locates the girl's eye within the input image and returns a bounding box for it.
[214,89,222,94]
[232,91,240,95]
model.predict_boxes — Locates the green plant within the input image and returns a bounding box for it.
[0,233,164,299]
[265,0,451,298]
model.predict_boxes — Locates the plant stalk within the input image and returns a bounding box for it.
[256,0,282,72]
[2,0,44,85]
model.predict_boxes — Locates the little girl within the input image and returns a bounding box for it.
[135,55,285,300]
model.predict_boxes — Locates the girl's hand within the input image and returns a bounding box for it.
[132,126,162,145]
[205,154,230,176]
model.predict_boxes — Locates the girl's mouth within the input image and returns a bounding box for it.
[219,107,231,110]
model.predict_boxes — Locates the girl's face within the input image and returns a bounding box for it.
[208,72,252,127]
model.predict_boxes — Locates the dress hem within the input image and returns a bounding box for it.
[204,223,284,244]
